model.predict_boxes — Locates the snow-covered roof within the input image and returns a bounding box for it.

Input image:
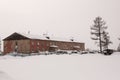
[16,32,81,43]
[19,33,72,42]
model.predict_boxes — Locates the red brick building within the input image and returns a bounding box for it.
[3,32,85,54]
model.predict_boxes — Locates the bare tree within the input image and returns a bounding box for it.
[91,16,108,53]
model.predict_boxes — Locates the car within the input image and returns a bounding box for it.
[56,50,68,55]
[89,51,95,54]
[81,51,88,54]
[103,49,114,55]
[71,51,78,54]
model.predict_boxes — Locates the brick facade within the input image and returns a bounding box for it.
[3,32,85,54]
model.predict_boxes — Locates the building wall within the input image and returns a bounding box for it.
[4,40,30,54]
[17,40,30,53]
[30,40,50,53]
[4,39,85,54]
[30,39,85,53]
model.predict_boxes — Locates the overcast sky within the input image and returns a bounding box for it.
[0,0,120,50]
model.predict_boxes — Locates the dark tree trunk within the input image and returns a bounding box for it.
[98,18,102,53]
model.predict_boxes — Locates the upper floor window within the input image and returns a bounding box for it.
[37,42,40,46]
[32,42,34,45]
[15,41,18,46]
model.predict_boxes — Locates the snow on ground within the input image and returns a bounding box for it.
[0,71,13,80]
[0,53,120,80]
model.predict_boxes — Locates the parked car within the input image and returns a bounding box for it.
[71,50,78,54]
[89,51,95,54]
[81,51,88,54]
[103,49,114,55]
[56,50,68,55]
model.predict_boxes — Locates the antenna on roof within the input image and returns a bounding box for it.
[43,33,46,36]
[70,37,74,42]
[43,32,50,39]
[28,31,30,34]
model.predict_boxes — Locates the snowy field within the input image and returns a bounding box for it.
[0,52,120,80]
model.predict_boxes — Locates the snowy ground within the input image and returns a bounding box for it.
[0,52,120,80]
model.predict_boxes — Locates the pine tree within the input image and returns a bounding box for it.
[0,38,1,54]
[91,16,107,53]
[101,31,112,50]
[117,44,120,52]
[117,38,120,51]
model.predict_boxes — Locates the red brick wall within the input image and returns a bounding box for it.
[4,40,30,54]
[4,39,85,54]
[30,40,50,53]
[30,39,85,53]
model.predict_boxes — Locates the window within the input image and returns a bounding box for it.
[32,42,34,45]
[41,42,44,46]
[46,43,49,46]
[50,42,52,45]
[15,41,18,46]
[37,42,40,46]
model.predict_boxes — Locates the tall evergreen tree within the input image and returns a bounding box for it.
[0,38,1,54]
[117,38,120,51]
[117,44,120,52]
[91,16,107,53]
[101,31,112,50]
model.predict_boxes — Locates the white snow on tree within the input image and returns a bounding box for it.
[91,16,112,52]
[117,38,120,52]
[101,31,112,50]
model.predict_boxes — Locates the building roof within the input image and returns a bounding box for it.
[3,32,84,43]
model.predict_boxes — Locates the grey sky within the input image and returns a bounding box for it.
[0,0,120,50]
